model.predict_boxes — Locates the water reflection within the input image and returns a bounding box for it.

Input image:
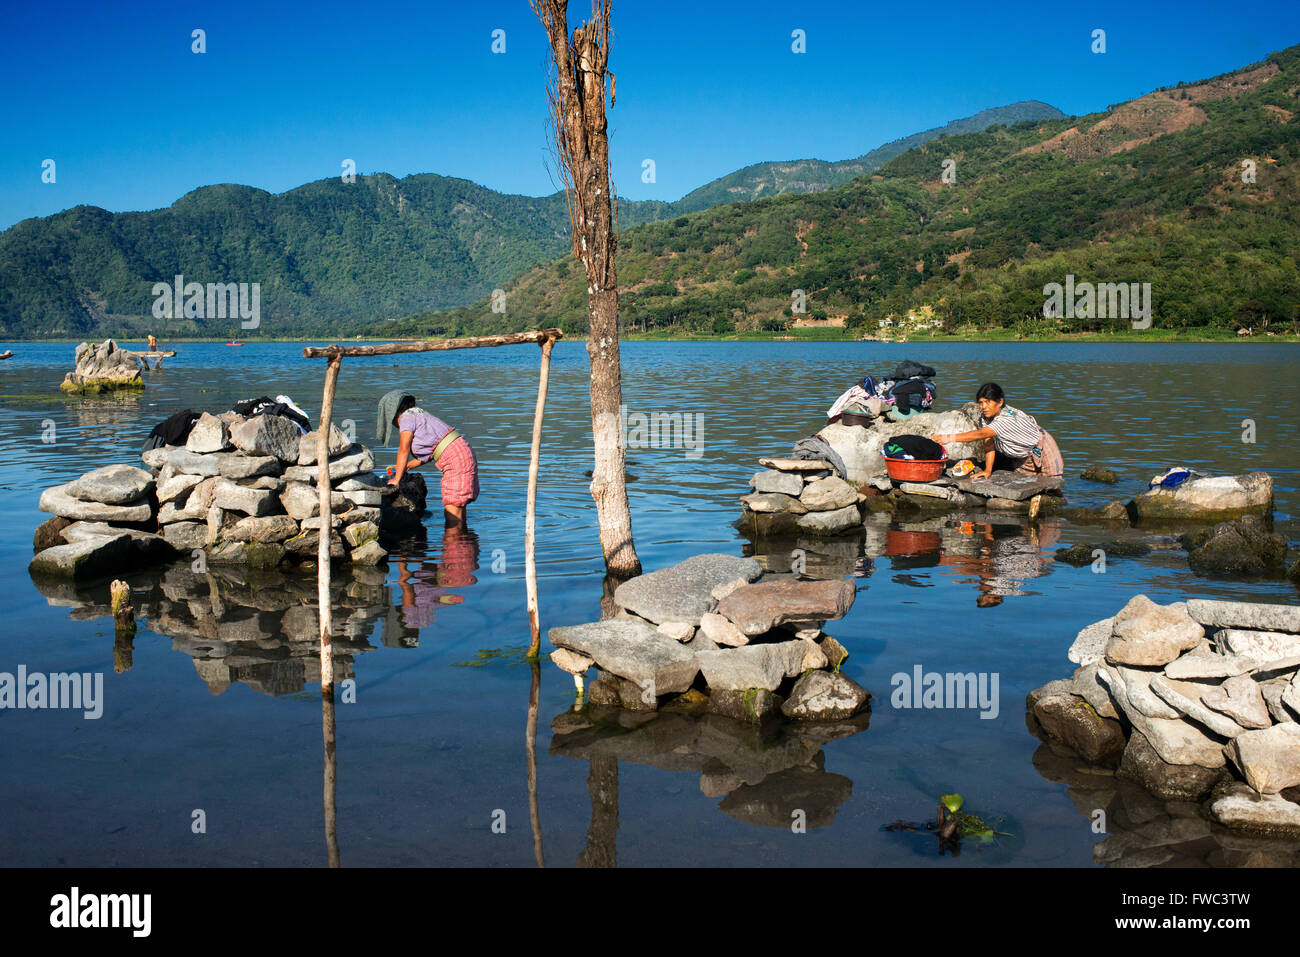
[30,564,395,696]
[550,703,870,861]
[394,526,481,631]
[739,511,1062,606]
[1030,741,1300,867]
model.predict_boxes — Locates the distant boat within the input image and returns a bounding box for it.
[226,340,243,347]
[0,350,12,360]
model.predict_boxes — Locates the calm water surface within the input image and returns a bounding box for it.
[1,341,1297,866]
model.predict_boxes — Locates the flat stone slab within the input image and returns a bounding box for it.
[29,534,134,580]
[549,618,700,695]
[899,482,953,499]
[65,464,154,505]
[1220,630,1300,660]
[740,492,807,514]
[1165,648,1300,679]
[750,470,803,496]
[716,577,855,635]
[758,458,833,472]
[283,445,375,483]
[39,484,152,523]
[1209,784,1300,834]
[1187,599,1300,634]
[613,553,762,626]
[694,641,806,691]
[955,472,1064,501]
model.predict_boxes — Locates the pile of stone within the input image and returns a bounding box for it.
[32,410,397,579]
[549,553,870,723]
[60,339,144,393]
[1028,595,1300,835]
[740,403,1065,536]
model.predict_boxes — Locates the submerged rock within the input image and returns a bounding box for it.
[1081,465,1119,484]
[1181,514,1288,576]
[707,688,784,723]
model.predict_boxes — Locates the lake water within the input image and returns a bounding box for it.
[1,340,1297,867]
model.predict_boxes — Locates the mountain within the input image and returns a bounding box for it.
[389,46,1300,339]
[669,101,1065,213]
[0,101,1061,338]
[0,173,675,339]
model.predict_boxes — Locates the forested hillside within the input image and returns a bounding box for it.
[390,46,1300,339]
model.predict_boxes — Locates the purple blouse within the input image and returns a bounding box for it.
[398,408,454,462]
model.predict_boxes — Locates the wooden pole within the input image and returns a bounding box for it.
[303,329,562,359]
[317,355,342,695]
[322,687,340,867]
[526,337,555,657]
[526,660,545,868]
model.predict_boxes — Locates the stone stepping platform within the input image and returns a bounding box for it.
[954,473,1063,501]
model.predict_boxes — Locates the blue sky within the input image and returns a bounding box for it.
[2,0,1298,229]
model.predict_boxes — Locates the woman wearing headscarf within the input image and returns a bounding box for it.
[376,390,479,526]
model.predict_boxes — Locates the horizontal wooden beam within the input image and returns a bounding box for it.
[302,329,563,359]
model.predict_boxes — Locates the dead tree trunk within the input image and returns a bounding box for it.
[533,0,640,577]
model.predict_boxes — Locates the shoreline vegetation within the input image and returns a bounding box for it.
[9,327,1300,345]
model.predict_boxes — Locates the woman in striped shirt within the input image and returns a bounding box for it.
[932,382,1063,479]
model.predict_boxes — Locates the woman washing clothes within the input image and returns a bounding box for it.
[931,382,1063,480]
[376,390,479,526]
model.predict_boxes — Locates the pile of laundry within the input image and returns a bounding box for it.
[143,395,312,450]
[826,359,938,424]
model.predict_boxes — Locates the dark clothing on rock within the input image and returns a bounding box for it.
[143,408,200,451]
[893,359,937,379]
[884,435,945,460]
[232,396,312,433]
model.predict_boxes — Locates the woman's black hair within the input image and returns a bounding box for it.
[392,394,418,427]
[976,382,1005,402]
